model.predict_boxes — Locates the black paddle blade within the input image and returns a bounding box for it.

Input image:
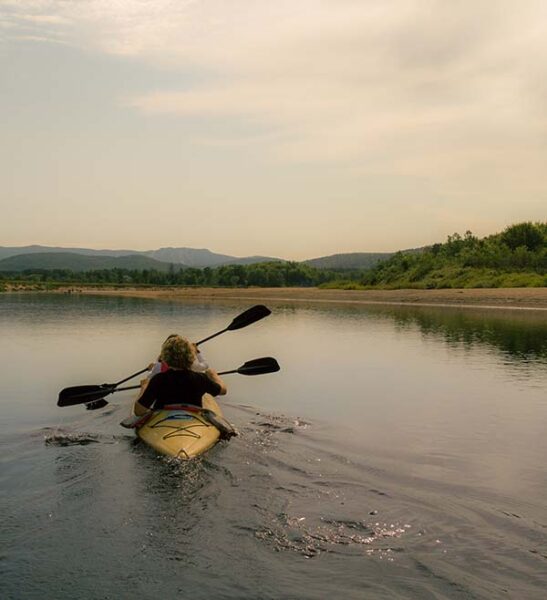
[57,385,114,407]
[237,357,280,376]
[228,305,271,331]
[85,399,110,411]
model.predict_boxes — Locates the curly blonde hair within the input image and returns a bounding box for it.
[159,335,195,369]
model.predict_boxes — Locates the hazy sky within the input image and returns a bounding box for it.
[1,1,546,259]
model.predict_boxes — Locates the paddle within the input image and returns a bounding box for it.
[57,305,272,408]
[57,367,149,408]
[63,357,280,410]
[196,304,271,345]
[218,357,280,376]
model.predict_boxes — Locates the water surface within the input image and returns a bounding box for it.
[1,294,546,599]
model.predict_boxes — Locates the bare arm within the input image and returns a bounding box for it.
[133,400,150,416]
[133,379,153,416]
[205,368,227,396]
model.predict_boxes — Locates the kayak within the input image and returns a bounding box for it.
[136,394,229,459]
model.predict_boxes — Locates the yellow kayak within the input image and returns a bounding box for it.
[136,395,228,459]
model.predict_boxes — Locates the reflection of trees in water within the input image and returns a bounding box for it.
[277,302,547,363]
[285,302,547,365]
[385,307,547,362]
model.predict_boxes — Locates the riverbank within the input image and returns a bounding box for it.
[6,285,547,310]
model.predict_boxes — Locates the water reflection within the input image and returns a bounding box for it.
[296,303,547,364]
[384,306,547,363]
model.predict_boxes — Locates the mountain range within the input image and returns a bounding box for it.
[0,252,175,272]
[0,245,279,268]
[0,245,396,272]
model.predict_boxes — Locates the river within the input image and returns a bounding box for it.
[1,293,546,599]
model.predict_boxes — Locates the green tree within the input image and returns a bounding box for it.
[501,222,544,251]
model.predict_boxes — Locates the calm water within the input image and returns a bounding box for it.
[1,293,546,599]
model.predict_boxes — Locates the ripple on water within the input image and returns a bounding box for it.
[41,425,132,447]
[44,432,100,446]
[255,512,410,559]
[222,406,414,564]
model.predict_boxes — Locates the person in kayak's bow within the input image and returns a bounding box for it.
[133,335,227,416]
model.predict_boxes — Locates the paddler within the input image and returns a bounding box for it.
[147,333,210,377]
[133,335,227,416]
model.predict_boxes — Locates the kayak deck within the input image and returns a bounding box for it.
[136,394,223,459]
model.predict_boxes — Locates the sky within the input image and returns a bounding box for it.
[1,0,546,260]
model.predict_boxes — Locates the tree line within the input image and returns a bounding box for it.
[326,222,547,289]
[2,222,546,290]
[0,261,357,287]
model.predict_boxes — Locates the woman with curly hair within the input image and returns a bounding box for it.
[133,335,226,416]
[147,333,209,377]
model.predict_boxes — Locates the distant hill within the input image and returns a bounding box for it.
[224,255,283,266]
[304,252,393,270]
[143,247,235,267]
[0,245,139,261]
[143,247,280,267]
[0,245,281,268]
[0,244,410,271]
[0,252,177,272]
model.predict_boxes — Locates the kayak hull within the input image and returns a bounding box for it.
[136,394,222,459]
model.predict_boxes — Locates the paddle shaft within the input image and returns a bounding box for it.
[107,384,141,394]
[71,384,140,403]
[196,305,271,346]
[115,368,149,387]
[196,328,228,346]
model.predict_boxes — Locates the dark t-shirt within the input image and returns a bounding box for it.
[138,369,221,410]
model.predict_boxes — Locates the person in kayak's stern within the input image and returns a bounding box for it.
[133,335,227,416]
[147,333,209,377]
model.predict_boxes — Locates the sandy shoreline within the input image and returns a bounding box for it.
[10,285,547,311]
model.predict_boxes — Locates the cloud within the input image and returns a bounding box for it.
[2,0,547,177]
